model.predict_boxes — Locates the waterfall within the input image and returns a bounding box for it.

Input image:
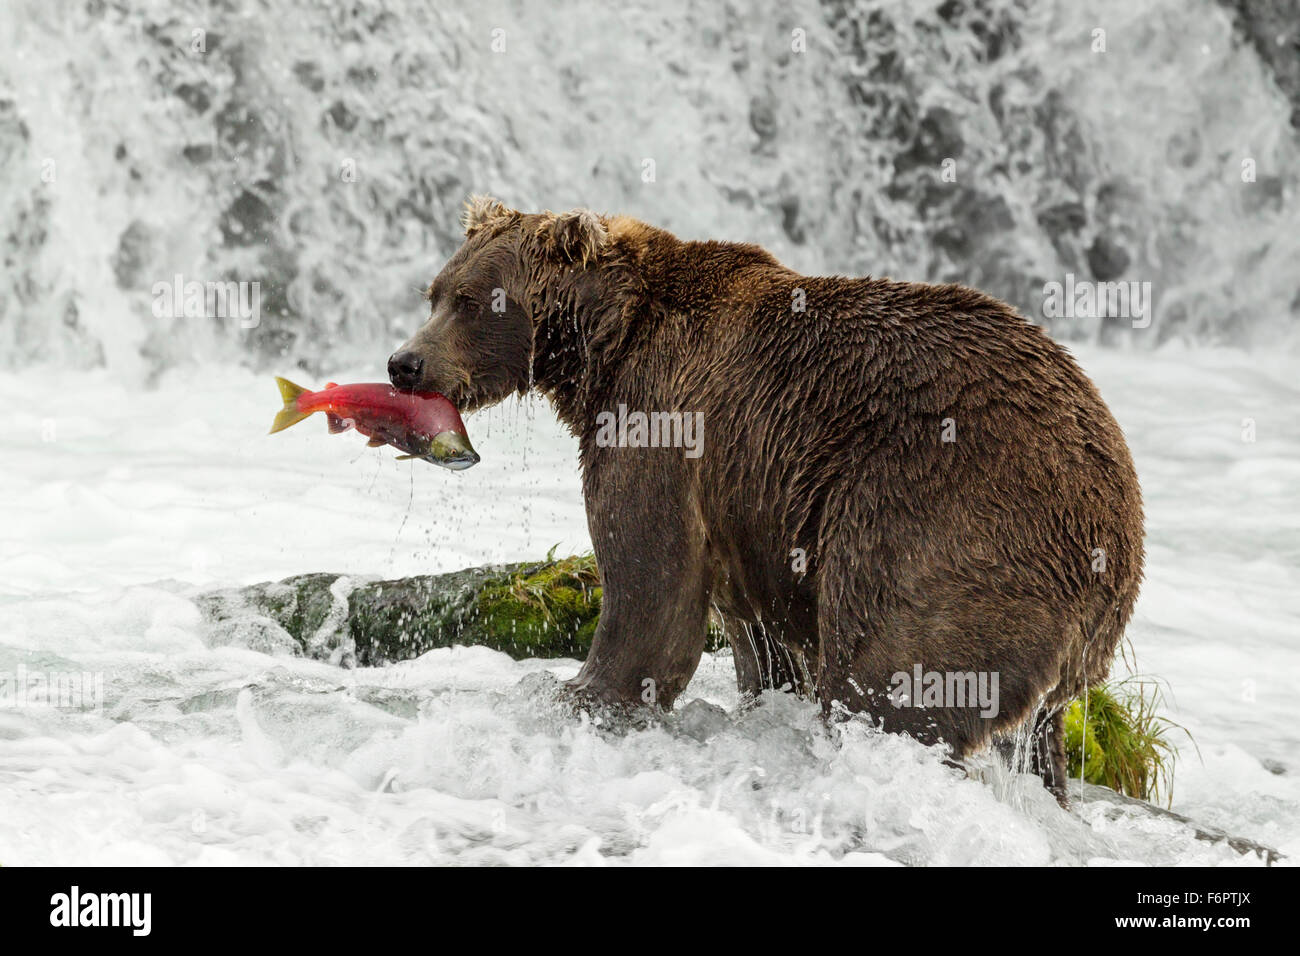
[1,0,1295,379]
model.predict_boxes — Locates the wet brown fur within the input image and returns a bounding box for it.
[396,196,1145,801]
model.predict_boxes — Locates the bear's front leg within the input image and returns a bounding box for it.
[566,457,712,712]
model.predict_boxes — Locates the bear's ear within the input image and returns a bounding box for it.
[462,194,515,236]
[538,208,609,265]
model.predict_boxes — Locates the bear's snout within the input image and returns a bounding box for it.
[387,350,425,391]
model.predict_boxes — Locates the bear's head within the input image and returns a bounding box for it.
[388,195,626,413]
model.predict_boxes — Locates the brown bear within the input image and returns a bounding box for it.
[389,195,1144,801]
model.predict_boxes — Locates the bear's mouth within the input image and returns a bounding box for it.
[448,384,488,414]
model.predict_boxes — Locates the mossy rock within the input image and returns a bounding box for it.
[196,571,342,651]
[348,555,603,664]
[347,567,497,664]
[198,555,607,664]
[463,556,602,659]
[200,553,812,665]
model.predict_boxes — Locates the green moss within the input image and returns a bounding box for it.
[342,552,607,664]
[1065,679,1188,805]
[469,551,602,658]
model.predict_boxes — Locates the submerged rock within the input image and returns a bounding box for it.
[1075,781,1281,866]
[673,698,732,742]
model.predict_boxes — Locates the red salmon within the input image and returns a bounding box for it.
[269,378,479,470]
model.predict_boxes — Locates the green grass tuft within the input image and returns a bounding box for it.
[1065,678,1191,806]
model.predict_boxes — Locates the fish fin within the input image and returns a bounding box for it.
[325,381,339,389]
[275,376,307,405]
[366,436,386,447]
[269,377,312,434]
[327,413,352,434]
[394,454,417,461]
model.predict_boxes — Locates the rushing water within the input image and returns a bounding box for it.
[1,347,1297,864]
[1,0,1297,378]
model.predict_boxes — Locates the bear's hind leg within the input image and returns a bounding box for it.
[725,615,812,701]
[1029,707,1069,806]
[813,525,998,766]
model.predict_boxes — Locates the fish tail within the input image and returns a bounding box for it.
[268,376,312,434]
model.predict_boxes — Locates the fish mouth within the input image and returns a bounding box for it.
[427,448,480,470]
[425,431,481,470]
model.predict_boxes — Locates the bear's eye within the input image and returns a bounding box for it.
[455,293,483,318]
